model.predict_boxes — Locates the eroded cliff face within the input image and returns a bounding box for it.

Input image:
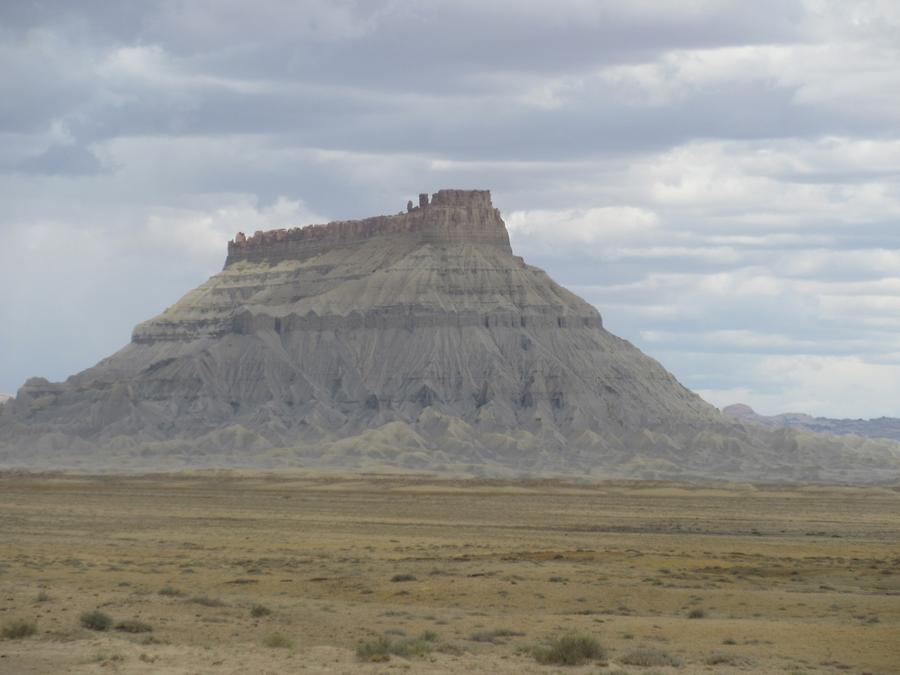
[130,190,574,345]
[2,190,899,481]
[224,189,511,267]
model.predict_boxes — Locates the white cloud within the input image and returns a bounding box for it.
[640,329,816,350]
[629,140,900,230]
[595,30,900,121]
[143,195,321,260]
[98,45,272,94]
[774,249,900,278]
[153,0,380,45]
[698,355,900,418]
[506,206,659,256]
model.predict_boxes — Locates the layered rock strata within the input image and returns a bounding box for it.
[1,190,898,481]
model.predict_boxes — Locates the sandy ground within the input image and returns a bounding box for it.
[0,471,898,674]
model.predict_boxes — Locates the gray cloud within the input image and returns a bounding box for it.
[1,0,899,417]
[15,143,106,175]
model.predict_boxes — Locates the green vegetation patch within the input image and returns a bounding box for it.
[356,631,441,662]
[390,573,417,582]
[532,633,606,666]
[2,619,38,639]
[80,610,113,631]
[188,595,226,607]
[262,633,294,649]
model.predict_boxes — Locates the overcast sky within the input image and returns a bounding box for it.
[2,0,899,418]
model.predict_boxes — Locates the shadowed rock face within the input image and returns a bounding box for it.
[2,190,899,481]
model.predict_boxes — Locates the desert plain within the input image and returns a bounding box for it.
[0,472,898,674]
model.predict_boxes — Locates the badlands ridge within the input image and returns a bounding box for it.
[1,190,898,481]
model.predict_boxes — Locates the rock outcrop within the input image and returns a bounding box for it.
[1,190,898,481]
[0,394,12,406]
[723,403,900,442]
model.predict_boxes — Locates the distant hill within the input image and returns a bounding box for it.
[723,403,900,442]
[0,394,12,406]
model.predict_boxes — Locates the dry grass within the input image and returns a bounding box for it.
[620,645,683,667]
[469,628,525,643]
[531,633,606,665]
[261,633,294,649]
[0,472,897,674]
[390,573,417,582]
[249,604,272,618]
[2,619,37,639]
[115,619,153,634]
[704,651,752,666]
[356,631,440,662]
[188,595,225,607]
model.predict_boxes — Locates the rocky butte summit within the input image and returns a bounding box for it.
[2,189,899,481]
